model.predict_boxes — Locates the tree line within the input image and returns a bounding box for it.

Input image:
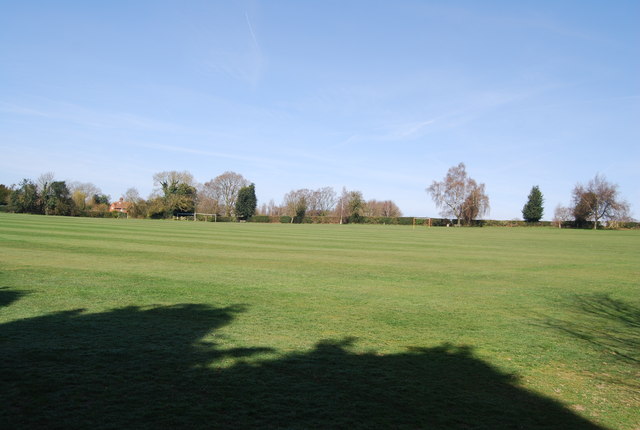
[1,170,401,224]
[1,163,633,228]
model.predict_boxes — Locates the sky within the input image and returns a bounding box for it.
[1,0,638,220]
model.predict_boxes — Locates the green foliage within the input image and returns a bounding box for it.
[280,216,292,223]
[235,184,257,220]
[125,200,148,219]
[92,194,110,205]
[347,213,362,224]
[154,171,197,217]
[43,181,76,216]
[522,186,544,222]
[146,197,170,219]
[248,215,271,223]
[164,184,197,217]
[10,179,41,214]
[0,184,10,205]
[396,217,415,225]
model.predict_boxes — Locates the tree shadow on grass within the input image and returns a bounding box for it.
[1,289,605,429]
[0,287,26,308]
[543,294,640,365]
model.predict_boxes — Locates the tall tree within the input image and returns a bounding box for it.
[10,179,41,214]
[203,171,249,217]
[68,182,103,211]
[153,171,197,217]
[522,186,544,222]
[0,184,10,205]
[264,199,283,216]
[364,200,402,217]
[235,184,257,220]
[571,174,630,229]
[312,187,337,216]
[461,184,490,225]
[336,188,364,224]
[42,181,76,216]
[426,163,489,226]
[36,172,55,213]
[123,188,147,218]
[553,205,572,228]
[283,189,311,222]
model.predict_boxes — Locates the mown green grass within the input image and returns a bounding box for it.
[1,213,638,429]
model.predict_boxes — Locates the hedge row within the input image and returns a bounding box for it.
[240,216,637,228]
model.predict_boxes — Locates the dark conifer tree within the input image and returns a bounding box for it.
[235,184,257,220]
[522,186,544,222]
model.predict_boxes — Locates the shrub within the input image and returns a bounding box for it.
[396,217,414,225]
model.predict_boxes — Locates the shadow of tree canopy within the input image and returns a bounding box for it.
[1,289,604,429]
[0,286,26,308]
[543,294,640,365]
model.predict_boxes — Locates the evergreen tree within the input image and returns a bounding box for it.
[0,184,10,205]
[522,186,544,222]
[43,181,76,216]
[235,184,257,220]
[10,179,42,214]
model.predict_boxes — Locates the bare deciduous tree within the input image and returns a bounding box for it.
[153,171,196,195]
[37,172,55,193]
[571,174,630,229]
[426,163,489,226]
[196,183,220,215]
[123,187,146,218]
[202,171,249,217]
[553,205,572,228]
[124,188,142,204]
[152,171,197,216]
[312,187,337,216]
[265,199,283,216]
[281,187,336,219]
[335,188,364,223]
[461,184,490,225]
[68,182,102,209]
[364,199,402,217]
[283,189,311,221]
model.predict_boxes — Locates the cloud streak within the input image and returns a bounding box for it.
[245,11,260,51]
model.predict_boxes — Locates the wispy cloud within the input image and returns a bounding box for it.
[245,11,260,51]
[0,100,184,133]
[340,118,436,147]
[132,141,301,170]
[200,10,265,87]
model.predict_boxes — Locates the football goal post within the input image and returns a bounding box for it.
[176,212,218,222]
[412,217,432,229]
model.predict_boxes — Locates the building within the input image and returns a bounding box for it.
[109,198,130,214]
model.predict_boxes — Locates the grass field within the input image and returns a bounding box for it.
[1,213,638,429]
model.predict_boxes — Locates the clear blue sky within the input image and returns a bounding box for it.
[1,1,638,219]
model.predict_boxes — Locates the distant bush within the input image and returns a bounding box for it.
[307,216,341,224]
[249,215,271,223]
[604,221,640,230]
[395,217,414,225]
[211,216,233,223]
[362,217,396,225]
[430,218,451,227]
[280,216,292,224]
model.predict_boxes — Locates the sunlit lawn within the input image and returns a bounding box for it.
[1,213,638,429]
